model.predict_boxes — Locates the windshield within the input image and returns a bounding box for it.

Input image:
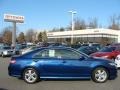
[99,47,116,52]
[78,46,88,51]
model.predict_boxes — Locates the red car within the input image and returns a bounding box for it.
[90,46,120,60]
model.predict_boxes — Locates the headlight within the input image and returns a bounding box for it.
[109,62,116,66]
[115,56,120,60]
[101,56,109,59]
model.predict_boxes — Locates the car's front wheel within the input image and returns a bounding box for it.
[23,68,39,84]
[92,67,109,83]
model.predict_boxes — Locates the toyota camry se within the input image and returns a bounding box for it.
[8,47,117,84]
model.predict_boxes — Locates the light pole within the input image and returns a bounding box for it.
[68,10,77,44]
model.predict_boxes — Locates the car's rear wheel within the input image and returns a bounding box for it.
[23,68,39,84]
[92,67,108,83]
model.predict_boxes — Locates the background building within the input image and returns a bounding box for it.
[47,28,120,45]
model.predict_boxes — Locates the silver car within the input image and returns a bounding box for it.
[0,46,14,57]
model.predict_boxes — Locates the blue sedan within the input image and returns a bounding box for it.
[8,47,117,84]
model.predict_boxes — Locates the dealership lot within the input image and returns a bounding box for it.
[0,57,120,90]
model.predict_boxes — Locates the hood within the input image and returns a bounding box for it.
[88,56,113,63]
[90,52,111,57]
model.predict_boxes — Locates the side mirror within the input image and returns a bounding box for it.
[79,56,85,60]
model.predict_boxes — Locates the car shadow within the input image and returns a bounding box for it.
[0,88,8,90]
[41,79,90,82]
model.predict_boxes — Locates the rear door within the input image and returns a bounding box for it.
[32,48,67,77]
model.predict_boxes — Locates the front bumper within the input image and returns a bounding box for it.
[108,66,117,80]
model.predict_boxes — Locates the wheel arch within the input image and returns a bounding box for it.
[91,65,110,79]
[21,66,40,78]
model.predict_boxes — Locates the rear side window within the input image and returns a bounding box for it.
[33,49,55,58]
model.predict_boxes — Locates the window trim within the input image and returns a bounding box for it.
[32,48,87,60]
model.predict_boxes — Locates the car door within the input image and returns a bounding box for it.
[33,48,69,77]
[55,49,91,78]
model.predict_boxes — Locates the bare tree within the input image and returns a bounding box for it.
[59,27,65,31]
[108,15,120,30]
[38,31,48,43]
[68,17,86,30]
[17,32,25,43]
[0,37,3,43]
[2,26,12,44]
[50,27,65,32]
[42,31,48,42]
[50,28,59,32]
[88,18,98,28]
[25,29,35,42]
[38,32,42,42]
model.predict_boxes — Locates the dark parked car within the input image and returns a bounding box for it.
[77,46,98,55]
[110,43,120,46]
[14,44,27,55]
[71,44,81,49]
[8,47,117,84]
[81,43,102,50]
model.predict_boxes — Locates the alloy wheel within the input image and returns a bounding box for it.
[23,68,38,84]
[92,67,108,83]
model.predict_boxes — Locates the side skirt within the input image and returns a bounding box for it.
[40,76,91,80]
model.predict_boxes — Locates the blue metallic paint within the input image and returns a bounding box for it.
[8,47,117,80]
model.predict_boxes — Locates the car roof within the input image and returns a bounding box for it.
[13,46,76,58]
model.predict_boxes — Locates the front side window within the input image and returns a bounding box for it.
[33,48,81,60]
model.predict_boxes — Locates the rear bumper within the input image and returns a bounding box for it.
[8,64,21,78]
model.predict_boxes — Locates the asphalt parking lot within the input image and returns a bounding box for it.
[0,57,120,90]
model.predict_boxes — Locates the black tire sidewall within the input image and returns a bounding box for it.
[92,67,108,83]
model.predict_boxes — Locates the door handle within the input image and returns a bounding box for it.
[62,60,66,63]
[33,59,38,62]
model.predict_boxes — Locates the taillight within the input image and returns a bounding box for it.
[10,60,16,64]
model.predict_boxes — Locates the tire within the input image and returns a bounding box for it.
[92,67,109,83]
[23,68,39,84]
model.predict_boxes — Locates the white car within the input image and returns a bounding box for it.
[115,54,120,68]
[0,46,14,57]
